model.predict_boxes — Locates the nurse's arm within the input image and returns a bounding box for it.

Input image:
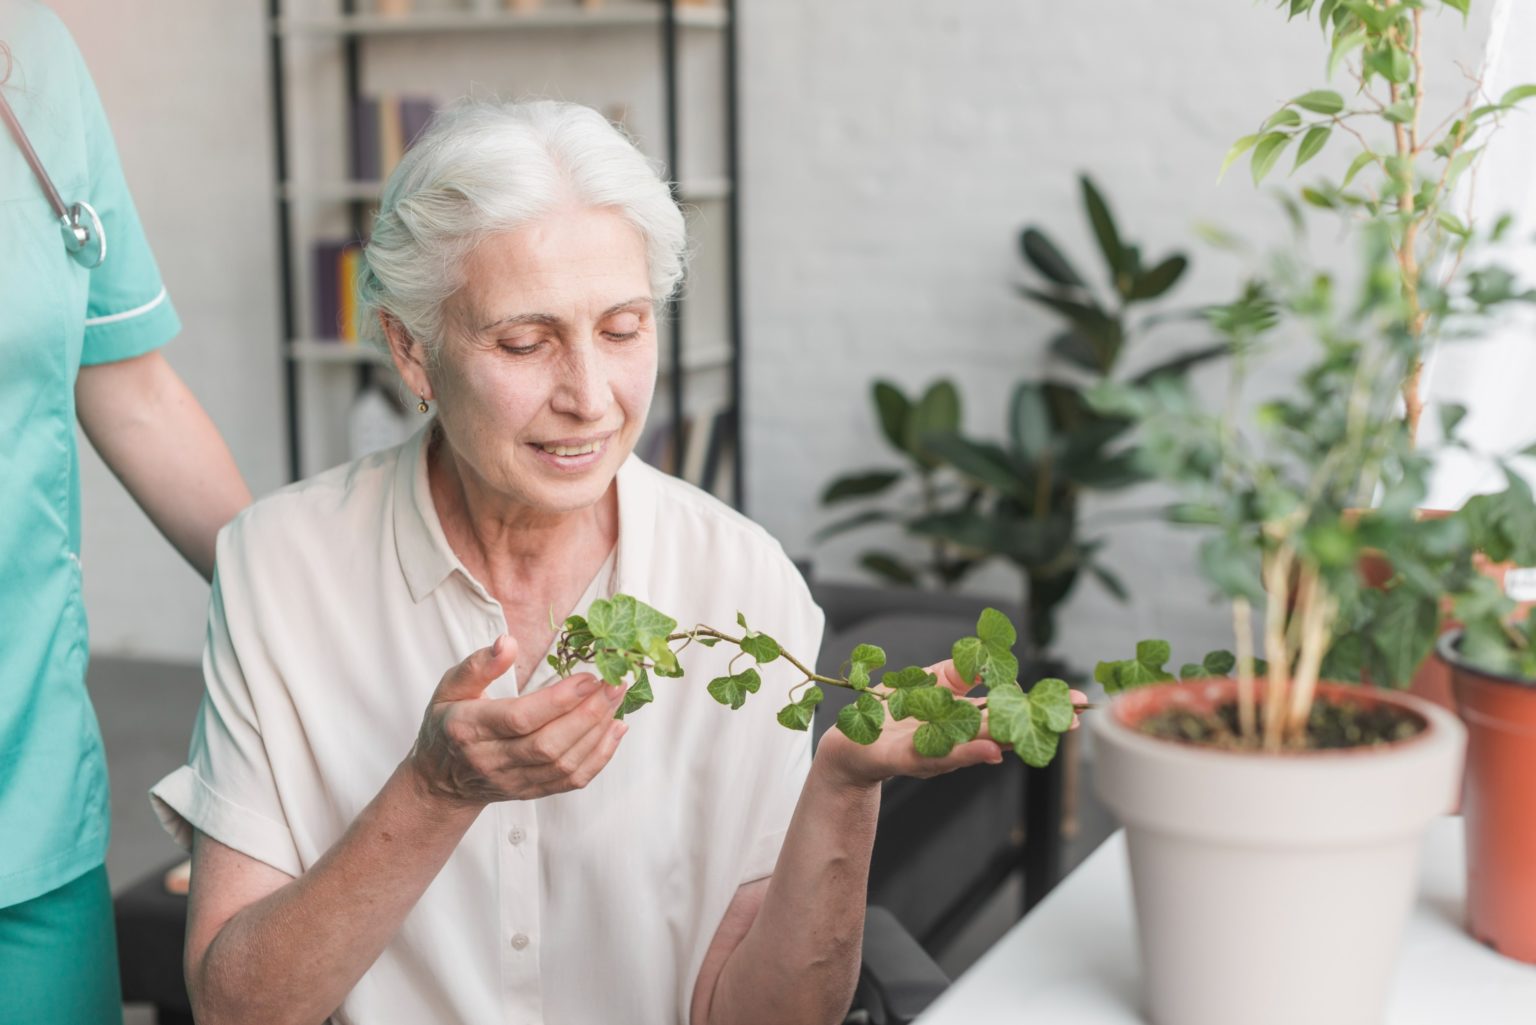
[75,349,250,580]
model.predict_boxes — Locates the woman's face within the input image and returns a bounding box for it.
[422,206,657,517]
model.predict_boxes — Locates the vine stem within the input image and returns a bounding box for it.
[663,626,1095,712]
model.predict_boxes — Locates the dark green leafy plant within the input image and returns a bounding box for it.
[818,379,983,588]
[817,177,1216,626]
[909,177,1228,660]
[548,595,1087,768]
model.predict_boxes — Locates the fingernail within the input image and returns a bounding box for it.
[616,722,630,739]
[576,675,600,695]
[609,683,629,703]
[491,636,504,657]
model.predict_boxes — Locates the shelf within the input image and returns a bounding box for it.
[287,338,732,373]
[281,177,733,204]
[275,5,729,36]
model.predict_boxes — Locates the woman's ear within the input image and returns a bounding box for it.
[382,312,433,402]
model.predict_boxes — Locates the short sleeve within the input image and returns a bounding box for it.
[733,554,824,885]
[63,22,181,365]
[150,527,302,878]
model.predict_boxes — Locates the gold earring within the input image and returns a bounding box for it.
[418,397,429,414]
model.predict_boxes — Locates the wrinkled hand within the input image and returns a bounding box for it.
[815,658,1087,790]
[407,635,630,807]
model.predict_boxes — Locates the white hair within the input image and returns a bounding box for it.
[358,99,688,358]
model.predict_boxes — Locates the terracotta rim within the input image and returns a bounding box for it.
[1103,678,1438,761]
[1436,628,1536,690]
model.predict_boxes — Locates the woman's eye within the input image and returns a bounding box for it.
[604,331,640,342]
[499,340,542,356]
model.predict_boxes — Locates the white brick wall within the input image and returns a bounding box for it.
[58,0,1494,665]
[740,0,1494,672]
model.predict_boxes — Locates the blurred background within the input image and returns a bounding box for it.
[41,0,1517,1019]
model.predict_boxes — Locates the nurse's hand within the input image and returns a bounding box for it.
[406,634,630,808]
[813,658,1087,791]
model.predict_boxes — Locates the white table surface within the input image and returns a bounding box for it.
[916,817,1536,1023]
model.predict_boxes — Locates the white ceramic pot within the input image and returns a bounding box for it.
[1091,679,1465,1025]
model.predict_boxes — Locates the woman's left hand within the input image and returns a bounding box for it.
[814,658,1087,791]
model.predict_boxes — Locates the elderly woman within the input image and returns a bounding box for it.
[151,100,1044,1025]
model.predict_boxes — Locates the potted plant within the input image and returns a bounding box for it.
[1222,0,1536,708]
[1073,0,1536,1018]
[1432,480,1536,963]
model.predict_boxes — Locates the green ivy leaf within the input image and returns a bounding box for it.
[1204,650,1237,675]
[985,680,1064,768]
[707,668,761,710]
[847,643,887,689]
[595,649,631,687]
[900,684,955,722]
[777,701,813,730]
[1029,677,1076,733]
[631,599,677,646]
[913,699,983,758]
[883,665,938,690]
[740,632,782,665]
[836,693,885,745]
[586,599,617,640]
[617,667,654,719]
[1094,639,1176,694]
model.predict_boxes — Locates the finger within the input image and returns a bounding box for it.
[433,634,519,704]
[509,683,628,775]
[527,709,628,787]
[924,658,979,697]
[561,719,629,792]
[483,672,611,739]
[908,737,1004,779]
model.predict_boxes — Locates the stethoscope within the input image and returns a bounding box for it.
[0,88,106,269]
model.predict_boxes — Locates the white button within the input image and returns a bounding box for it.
[508,826,526,846]
[510,932,530,951]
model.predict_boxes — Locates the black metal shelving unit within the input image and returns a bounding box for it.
[267,0,745,508]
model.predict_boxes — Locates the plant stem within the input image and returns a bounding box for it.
[1261,544,1296,752]
[1232,597,1258,742]
[1285,564,1334,743]
[666,627,847,689]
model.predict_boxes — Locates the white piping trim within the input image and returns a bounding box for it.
[83,287,167,328]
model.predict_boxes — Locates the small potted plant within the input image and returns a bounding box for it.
[1433,481,1536,963]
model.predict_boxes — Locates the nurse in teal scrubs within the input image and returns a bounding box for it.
[0,4,251,1022]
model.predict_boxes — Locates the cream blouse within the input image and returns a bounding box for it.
[151,425,824,1025]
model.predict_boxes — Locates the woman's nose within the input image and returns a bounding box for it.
[551,343,610,421]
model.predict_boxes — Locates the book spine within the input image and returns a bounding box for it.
[352,97,380,181]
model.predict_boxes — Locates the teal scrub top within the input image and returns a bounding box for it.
[0,1,181,907]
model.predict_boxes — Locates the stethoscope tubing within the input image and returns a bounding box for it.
[0,88,70,222]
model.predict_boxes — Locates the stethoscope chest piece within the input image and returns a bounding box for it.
[60,201,105,269]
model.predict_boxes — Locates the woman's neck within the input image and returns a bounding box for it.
[427,430,618,602]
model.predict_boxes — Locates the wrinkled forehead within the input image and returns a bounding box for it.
[450,208,654,325]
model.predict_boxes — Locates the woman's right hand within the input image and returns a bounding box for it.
[407,635,630,808]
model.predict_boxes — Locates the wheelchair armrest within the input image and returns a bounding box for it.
[854,905,951,1025]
